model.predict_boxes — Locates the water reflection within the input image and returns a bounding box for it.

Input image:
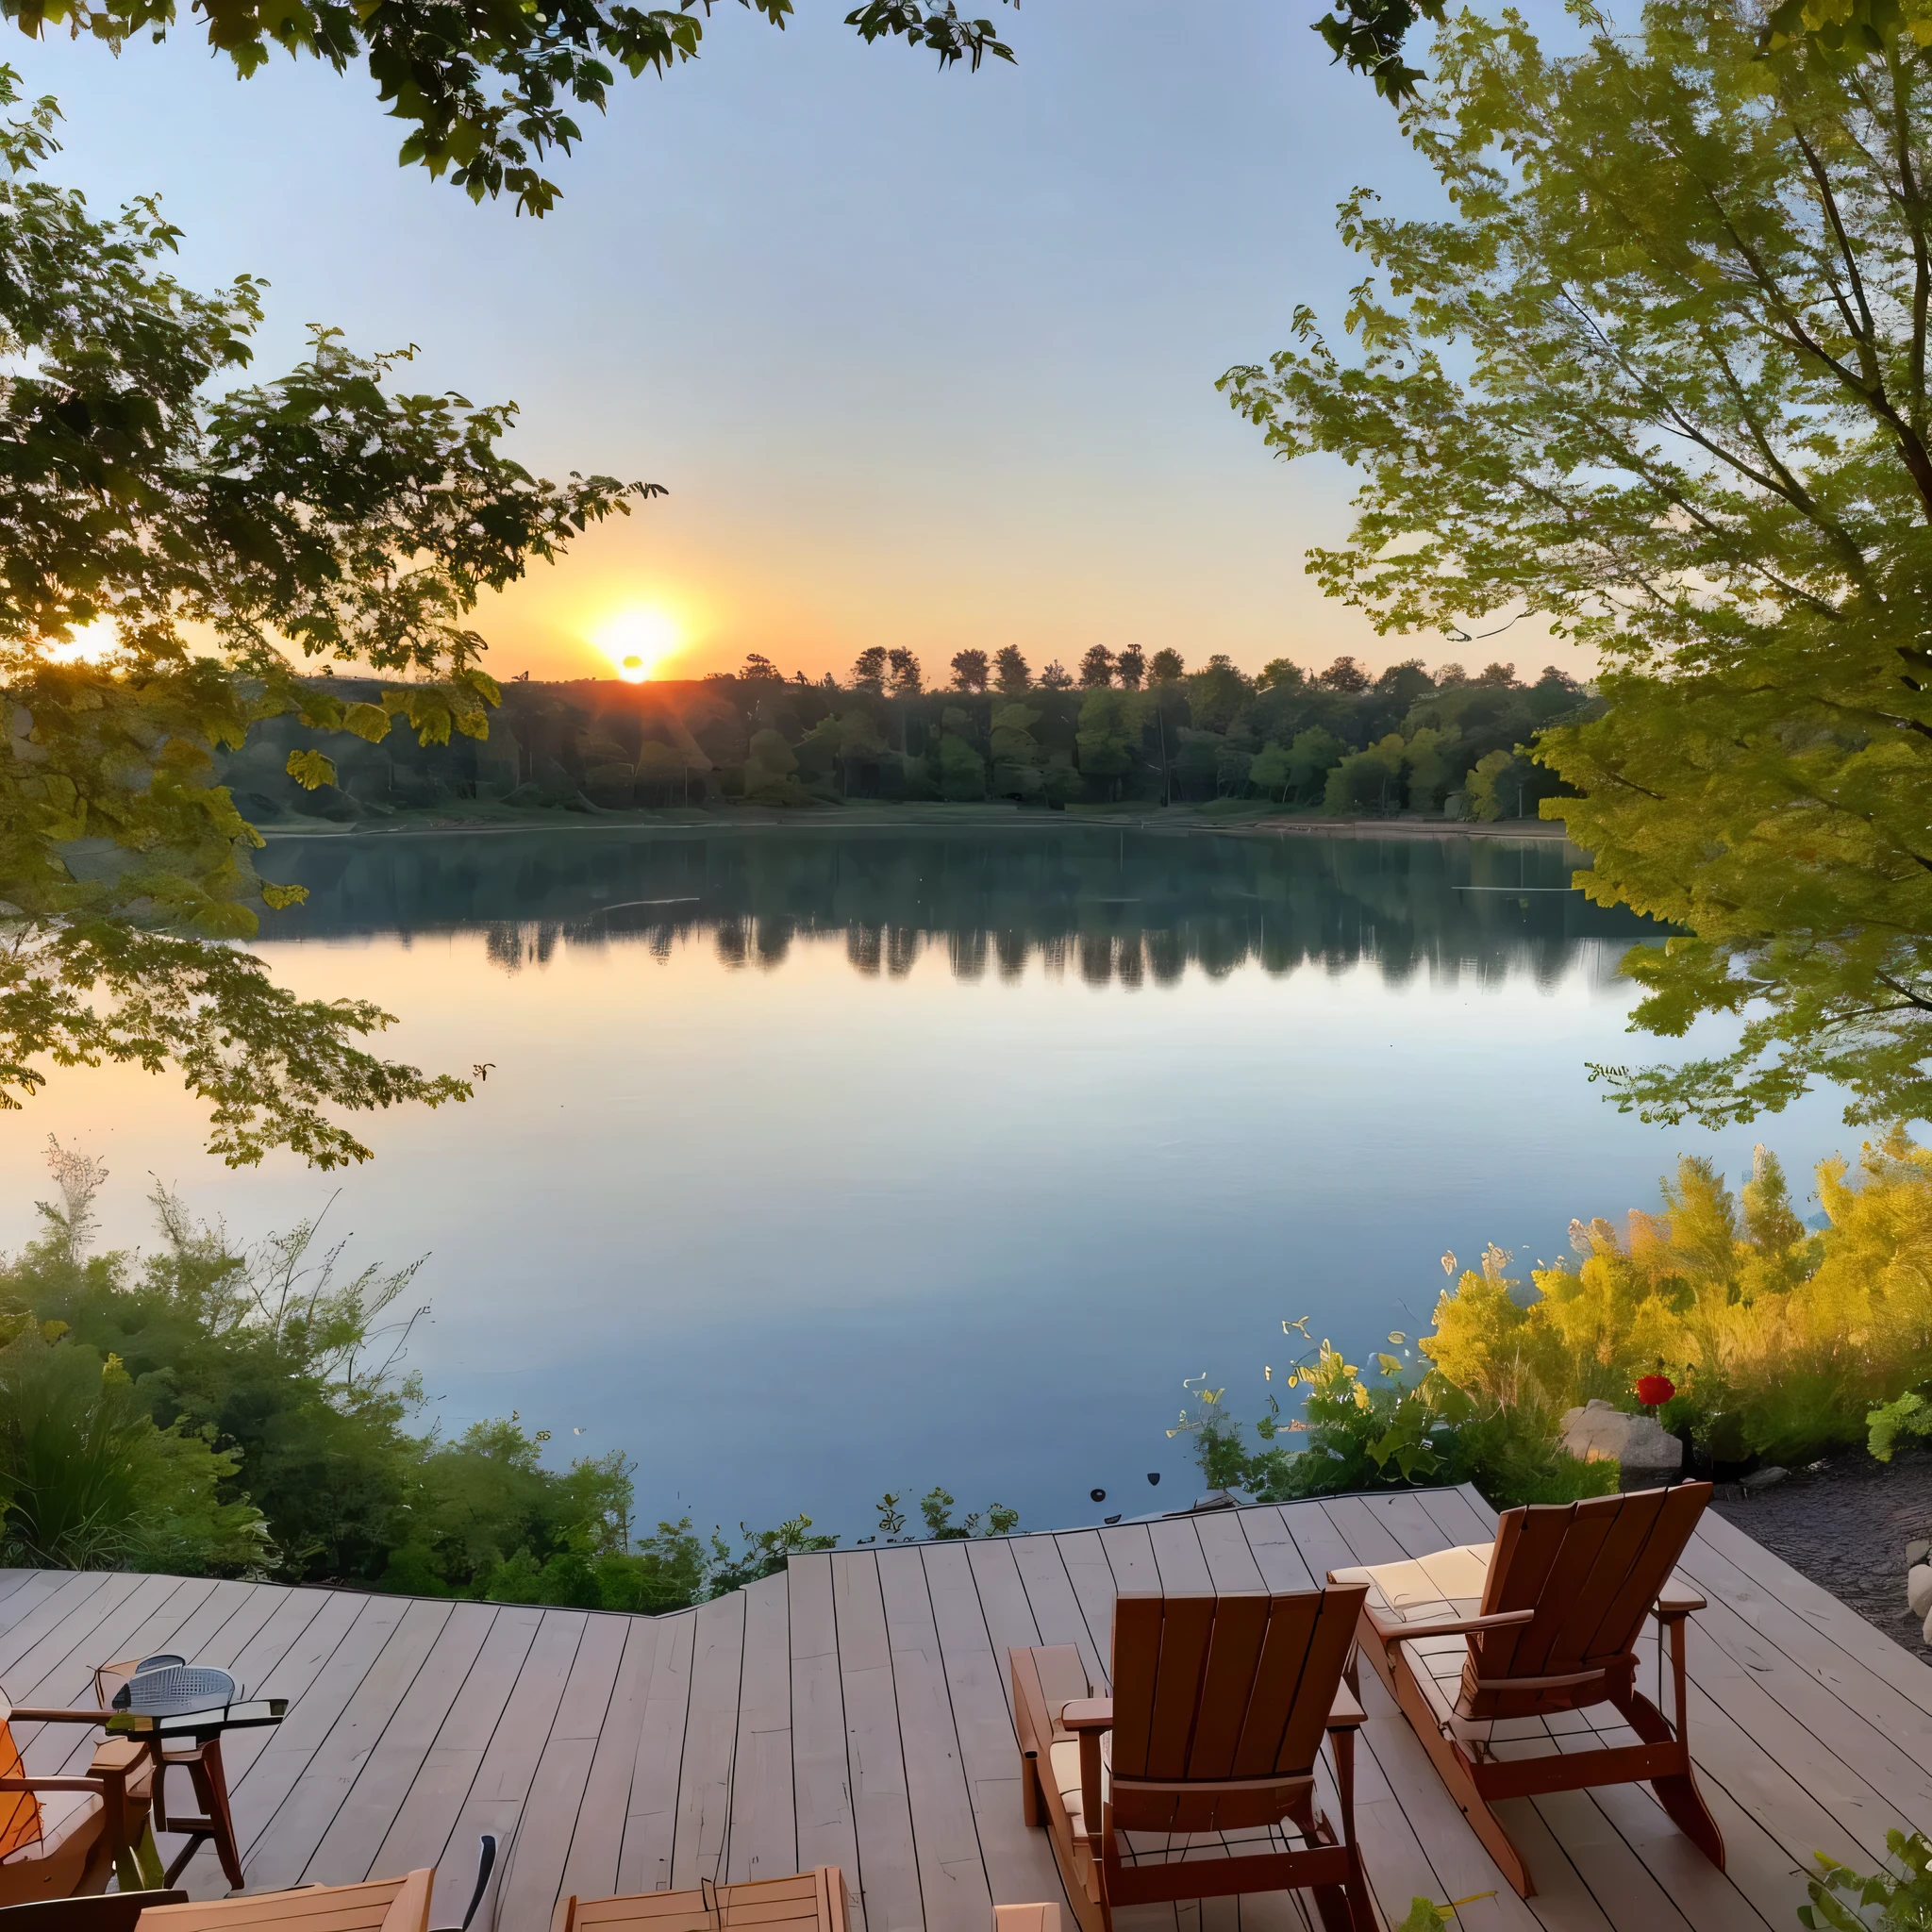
[261,824,1659,992]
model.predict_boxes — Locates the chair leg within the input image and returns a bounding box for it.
[1618,1686,1724,1872]
[1022,1751,1044,1828]
[1328,1726,1380,1932]
[1385,1656,1533,1899]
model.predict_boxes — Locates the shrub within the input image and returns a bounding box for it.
[1424,1135,1932,1468]
[1172,1340,1614,1510]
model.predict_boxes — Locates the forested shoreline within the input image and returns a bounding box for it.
[216,654,1589,827]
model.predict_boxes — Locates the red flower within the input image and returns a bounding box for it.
[1636,1374,1676,1409]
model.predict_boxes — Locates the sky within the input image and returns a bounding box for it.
[11,1,1587,686]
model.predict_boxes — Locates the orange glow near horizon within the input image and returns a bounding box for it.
[593,608,682,684]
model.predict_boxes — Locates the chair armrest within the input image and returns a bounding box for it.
[1058,1699,1113,1732]
[1326,1681,1366,1730]
[0,1775,113,1793]
[8,1707,114,1724]
[1375,1607,1535,1645]
[1655,1587,1707,1617]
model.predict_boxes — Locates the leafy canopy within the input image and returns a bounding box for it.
[0,75,653,1164]
[1223,0,1932,1126]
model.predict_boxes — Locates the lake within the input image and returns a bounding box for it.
[6,820,1856,1541]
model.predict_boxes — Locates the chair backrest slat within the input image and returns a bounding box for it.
[1186,1595,1271,1779]
[1275,1589,1364,1773]
[1108,1598,1165,1779]
[1108,1587,1367,1788]
[1469,1483,1711,1705]
[1142,1595,1217,1779]
[1585,1483,1707,1659]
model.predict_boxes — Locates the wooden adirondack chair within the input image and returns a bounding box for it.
[0,1693,156,1904]
[1009,1587,1374,1932]
[549,1866,851,1932]
[1330,1481,1724,1899]
[132,1871,433,1932]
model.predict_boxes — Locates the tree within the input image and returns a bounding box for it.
[1116,645,1146,690]
[1474,662,1518,689]
[0,82,648,1167]
[950,649,990,692]
[740,653,783,683]
[1147,648,1186,684]
[1403,726,1460,812]
[848,646,889,693]
[1286,726,1343,803]
[886,647,923,697]
[1248,741,1293,802]
[1257,658,1307,691]
[1075,689,1146,799]
[1221,0,1932,1126]
[13,0,1023,218]
[1077,644,1116,688]
[1187,654,1252,732]
[992,645,1031,694]
[1324,734,1405,814]
[1374,658,1434,706]
[1038,660,1074,691]
[1315,656,1370,693]
[936,722,986,801]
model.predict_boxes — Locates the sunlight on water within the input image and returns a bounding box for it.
[0,824,1856,1537]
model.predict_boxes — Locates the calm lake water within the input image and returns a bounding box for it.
[8,822,1856,1540]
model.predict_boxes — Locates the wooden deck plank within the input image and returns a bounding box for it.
[1274,1503,1366,1587]
[1003,1537,1104,1691]
[556,1615,659,1907]
[1314,1496,1409,1569]
[423,1607,591,1927]
[309,1601,501,1886]
[495,1610,631,1932]
[670,1591,746,1890]
[724,1573,795,1885]
[1143,1518,1214,1593]
[1236,1509,1318,1592]
[619,1608,696,1895]
[243,1597,459,1891]
[1095,1522,1161,1594]
[788,1556,865,1932]
[229,1592,418,1889]
[876,1548,991,1932]
[832,1551,924,1932]
[919,1543,1064,1912]
[1047,1531,1121,1686]
[1685,1511,1932,1722]
[958,1540,1044,1721]
[1,1571,158,1713]
[362,1604,543,1892]
[1188,1511,1267,1593]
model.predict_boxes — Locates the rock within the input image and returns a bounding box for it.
[1921,1603,1932,1650]
[1738,1466,1789,1491]
[1908,1563,1932,1620]
[1908,1539,1930,1569]
[1559,1399,1685,1486]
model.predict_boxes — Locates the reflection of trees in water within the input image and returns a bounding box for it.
[260,826,1662,989]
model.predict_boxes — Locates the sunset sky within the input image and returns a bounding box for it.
[16,2,1584,687]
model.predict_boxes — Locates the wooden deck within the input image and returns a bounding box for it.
[1,1489,1922,1932]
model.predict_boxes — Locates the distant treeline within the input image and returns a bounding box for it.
[218,650,1590,824]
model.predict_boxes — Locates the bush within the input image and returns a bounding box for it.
[1424,1135,1932,1468]
[1173,1341,1614,1510]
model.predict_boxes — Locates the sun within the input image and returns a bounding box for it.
[594,609,680,684]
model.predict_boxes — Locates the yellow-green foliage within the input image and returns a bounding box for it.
[1424,1135,1932,1465]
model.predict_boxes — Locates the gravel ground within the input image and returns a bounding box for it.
[1710,1449,1932,1657]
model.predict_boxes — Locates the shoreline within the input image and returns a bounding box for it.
[254,801,1581,844]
